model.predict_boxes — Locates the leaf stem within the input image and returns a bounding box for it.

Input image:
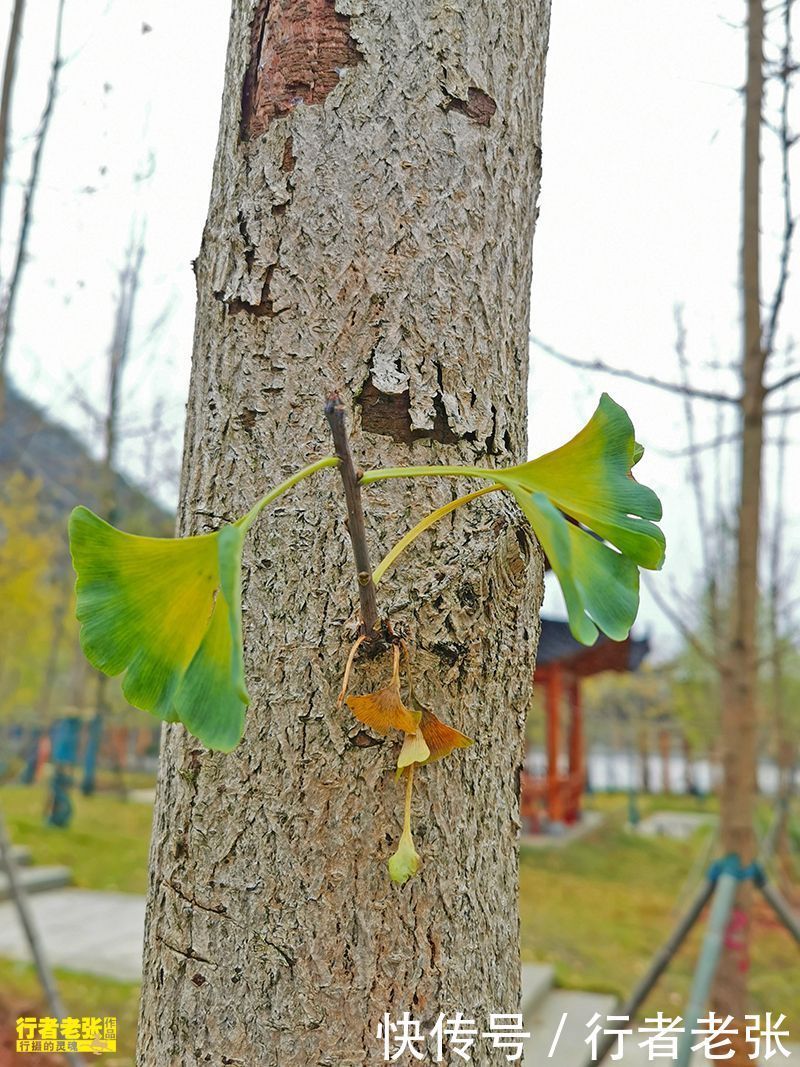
[403,764,415,838]
[360,464,495,485]
[373,484,504,586]
[237,456,340,533]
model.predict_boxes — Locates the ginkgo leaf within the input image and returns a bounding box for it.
[418,709,473,764]
[68,457,339,752]
[388,825,420,885]
[490,395,661,644]
[519,492,639,644]
[397,730,430,770]
[346,679,421,735]
[388,766,421,885]
[498,394,665,570]
[68,506,248,752]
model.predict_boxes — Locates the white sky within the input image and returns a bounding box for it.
[2,0,799,654]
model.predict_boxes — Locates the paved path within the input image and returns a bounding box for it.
[0,889,145,982]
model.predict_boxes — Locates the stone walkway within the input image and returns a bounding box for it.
[0,889,145,982]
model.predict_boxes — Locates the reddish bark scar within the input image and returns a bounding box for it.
[443,87,497,126]
[241,0,363,140]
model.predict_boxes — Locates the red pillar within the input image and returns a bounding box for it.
[567,675,583,822]
[546,665,563,823]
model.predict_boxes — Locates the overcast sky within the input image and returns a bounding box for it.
[3,1,799,654]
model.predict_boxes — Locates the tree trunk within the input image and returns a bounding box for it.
[0,0,25,261]
[711,0,763,1042]
[638,726,652,794]
[137,2,549,1064]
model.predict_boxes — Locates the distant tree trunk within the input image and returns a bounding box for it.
[711,0,763,1042]
[0,0,25,258]
[0,0,25,416]
[137,1,549,1063]
[682,734,696,795]
[638,726,652,794]
[658,728,671,795]
[0,0,65,404]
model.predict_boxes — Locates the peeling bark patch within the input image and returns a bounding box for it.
[349,729,383,748]
[280,136,296,172]
[241,0,363,139]
[215,266,280,318]
[237,408,260,430]
[442,86,497,126]
[358,375,465,445]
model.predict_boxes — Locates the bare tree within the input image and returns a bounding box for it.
[0,0,66,412]
[533,0,797,1047]
[81,231,145,795]
[0,0,25,254]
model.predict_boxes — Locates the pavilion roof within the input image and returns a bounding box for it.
[535,618,649,679]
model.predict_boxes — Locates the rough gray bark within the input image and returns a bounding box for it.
[137,1,549,1063]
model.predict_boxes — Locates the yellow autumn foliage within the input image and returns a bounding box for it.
[0,472,60,714]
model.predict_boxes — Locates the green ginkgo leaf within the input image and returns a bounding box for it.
[68,456,339,752]
[491,394,663,644]
[498,393,665,570]
[68,506,248,752]
[519,492,639,645]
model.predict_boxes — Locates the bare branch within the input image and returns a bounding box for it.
[673,307,712,573]
[643,575,721,669]
[0,0,66,387]
[763,0,797,360]
[325,392,382,641]
[531,337,740,405]
[764,365,800,393]
[764,401,800,415]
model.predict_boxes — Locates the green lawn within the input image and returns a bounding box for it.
[0,779,153,894]
[521,793,800,1020]
[2,781,799,1065]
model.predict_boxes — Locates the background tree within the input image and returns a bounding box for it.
[137,0,550,1062]
[0,0,65,414]
[532,1,798,1044]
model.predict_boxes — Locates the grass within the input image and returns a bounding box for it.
[520,792,800,1020]
[0,958,139,1067]
[0,778,153,894]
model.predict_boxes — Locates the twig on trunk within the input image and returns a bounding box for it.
[325,391,382,641]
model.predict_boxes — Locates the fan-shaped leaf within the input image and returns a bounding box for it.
[69,506,248,751]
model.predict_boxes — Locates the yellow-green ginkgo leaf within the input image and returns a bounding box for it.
[521,492,640,645]
[498,393,665,571]
[68,506,248,752]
